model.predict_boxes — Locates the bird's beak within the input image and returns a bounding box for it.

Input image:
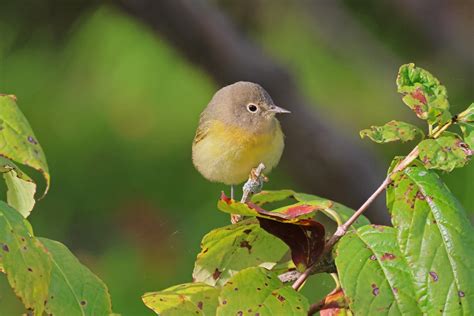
[268,105,291,114]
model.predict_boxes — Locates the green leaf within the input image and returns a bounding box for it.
[396,63,451,124]
[387,167,474,314]
[458,104,474,148]
[457,103,474,123]
[0,95,50,196]
[459,122,474,149]
[360,120,423,143]
[143,283,219,315]
[335,225,420,315]
[39,238,113,316]
[0,156,36,218]
[216,267,309,315]
[292,192,370,227]
[0,201,51,314]
[193,219,288,286]
[418,132,472,171]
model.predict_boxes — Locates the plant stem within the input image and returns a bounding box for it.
[292,146,420,290]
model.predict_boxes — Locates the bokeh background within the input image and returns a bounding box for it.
[0,0,472,314]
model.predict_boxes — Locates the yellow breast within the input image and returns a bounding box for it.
[192,119,284,185]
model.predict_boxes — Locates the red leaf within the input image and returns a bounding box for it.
[258,218,325,271]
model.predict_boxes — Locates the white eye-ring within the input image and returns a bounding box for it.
[246,103,259,113]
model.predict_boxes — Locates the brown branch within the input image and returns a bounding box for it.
[292,146,420,290]
[115,0,389,224]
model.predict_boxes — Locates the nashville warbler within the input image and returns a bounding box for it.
[192,82,290,197]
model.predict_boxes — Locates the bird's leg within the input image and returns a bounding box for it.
[230,185,234,200]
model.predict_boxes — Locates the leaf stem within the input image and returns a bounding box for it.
[292,146,420,290]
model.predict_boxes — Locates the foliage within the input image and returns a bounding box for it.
[1,64,472,315]
[0,95,113,315]
[141,64,473,316]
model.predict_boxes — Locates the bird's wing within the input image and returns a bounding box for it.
[193,112,210,145]
[193,124,208,145]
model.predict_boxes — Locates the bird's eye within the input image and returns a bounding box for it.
[247,103,258,113]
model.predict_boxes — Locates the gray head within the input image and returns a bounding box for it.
[204,81,290,133]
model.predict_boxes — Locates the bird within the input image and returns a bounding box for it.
[192,81,290,200]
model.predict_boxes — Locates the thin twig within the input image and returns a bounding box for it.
[231,163,267,223]
[241,163,266,203]
[292,146,420,290]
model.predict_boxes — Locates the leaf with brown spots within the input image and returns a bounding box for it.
[143,282,219,315]
[0,201,51,314]
[0,95,50,197]
[193,219,288,286]
[360,120,423,144]
[216,267,308,315]
[396,63,451,124]
[418,132,472,172]
[335,225,420,315]
[387,166,474,314]
[39,238,113,316]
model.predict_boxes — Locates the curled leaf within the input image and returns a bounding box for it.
[258,217,325,272]
[0,95,50,196]
[396,63,451,124]
[360,120,423,143]
[418,132,472,171]
[457,103,474,148]
[0,157,36,217]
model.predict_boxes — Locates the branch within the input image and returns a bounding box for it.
[114,0,389,224]
[231,163,266,223]
[292,146,420,290]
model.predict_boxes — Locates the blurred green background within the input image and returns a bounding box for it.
[0,1,472,314]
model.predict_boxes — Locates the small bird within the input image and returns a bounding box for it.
[192,81,290,199]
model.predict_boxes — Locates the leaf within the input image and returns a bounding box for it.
[292,192,370,227]
[458,104,474,148]
[39,238,113,316]
[0,94,50,196]
[219,193,328,223]
[387,167,474,314]
[459,122,474,149]
[258,217,325,272]
[0,201,51,314]
[216,267,309,315]
[319,288,352,316]
[143,283,219,316]
[418,132,472,171]
[221,190,370,227]
[457,103,474,123]
[193,219,288,286]
[335,225,421,315]
[0,156,36,217]
[360,120,423,143]
[396,63,451,124]
[360,120,423,144]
